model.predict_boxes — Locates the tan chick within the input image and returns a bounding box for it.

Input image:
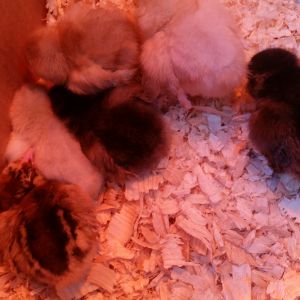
[25,2,140,94]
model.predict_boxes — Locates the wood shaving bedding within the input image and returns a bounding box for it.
[2,0,300,299]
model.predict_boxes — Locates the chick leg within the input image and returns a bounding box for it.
[169,79,192,110]
[177,89,192,110]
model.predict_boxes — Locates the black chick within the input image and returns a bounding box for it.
[0,158,98,293]
[249,99,300,174]
[247,47,300,104]
[48,84,169,180]
[247,48,300,175]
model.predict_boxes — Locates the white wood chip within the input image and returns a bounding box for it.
[222,264,252,300]
[267,270,300,300]
[152,205,168,237]
[87,263,117,293]
[176,215,212,251]
[106,202,138,244]
[225,241,256,266]
[170,282,193,300]
[160,234,188,269]
[194,165,225,204]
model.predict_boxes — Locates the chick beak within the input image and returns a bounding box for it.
[20,148,34,164]
[36,78,55,90]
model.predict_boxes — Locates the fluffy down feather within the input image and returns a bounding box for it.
[249,100,300,175]
[6,85,103,199]
[0,159,98,292]
[0,160,40,212]
[25,2,140,94]
[136,0,246,109]
[247,48,300,176]
[247,47,300,105]
[48,84,170,180]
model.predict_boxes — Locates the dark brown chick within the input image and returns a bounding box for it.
[48,85,170,180]
[249,99,300,175]
[247,48,300,175]
[0,159,98,293]
[247,47,300,104]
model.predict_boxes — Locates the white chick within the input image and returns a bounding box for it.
[6,84,103,199]
[136,0,246,109]
[25,2,140,94]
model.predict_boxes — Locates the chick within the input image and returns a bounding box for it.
[93,89,170,176]
[0,158,98,293]
[6,84,103,199]
[247,47,300,103]
[48,84,170,180]
[25,2,140,94]
[249,99,300,174]
[136,0,246,109]
[0,152,42,212]
[247,48,300,175]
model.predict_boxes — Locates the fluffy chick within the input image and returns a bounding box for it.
[0,159,98,292]
[248,49,300,175]
[249,99,300,175]
[6,84,103,199]
[48,84,170,179]
[136,0,246,109]
[0,154,42,212]
[25,2,140,94]
[247,47,300,103]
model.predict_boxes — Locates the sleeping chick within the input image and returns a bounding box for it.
[247,47,300,103]
[6,84,103,199]
[48,84,170,180]
[25,2,140,94]
[249,99,300,175]
[0,158,98,294]
[136,0,246,109]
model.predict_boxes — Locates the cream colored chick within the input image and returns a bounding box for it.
[5,85,103,199]
[0,159,98,295]
[26,2,140,94]
[136,0,246,109]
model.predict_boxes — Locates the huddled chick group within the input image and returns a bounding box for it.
[1,0,246,294]
[6,0,247,199]
[1,0,299,297]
